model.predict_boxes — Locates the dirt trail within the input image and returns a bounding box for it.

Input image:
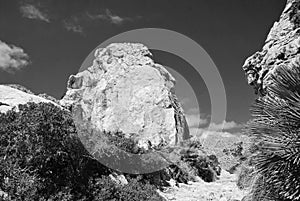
[159,170,247,201]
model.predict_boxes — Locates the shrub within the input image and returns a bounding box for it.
[37,93,59,104]
[166,139,220,183]
[118,178,164,201]
[105,131,148,154]
[245,64,300,200]
[0,102,89,199]
[236,164,256,190]
[0,102,163,200]
[84,176,164,201]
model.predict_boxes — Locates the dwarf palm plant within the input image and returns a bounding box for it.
[246,62,300,201]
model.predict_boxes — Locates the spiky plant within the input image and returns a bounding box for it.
[246,62,300,201]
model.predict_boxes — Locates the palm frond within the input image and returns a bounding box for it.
[246,63,300,200]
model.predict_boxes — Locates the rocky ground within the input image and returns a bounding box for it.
[159,170,246,201]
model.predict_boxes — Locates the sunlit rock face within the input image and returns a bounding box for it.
[61,43,189,151]
[243,0,300,95]
[0,85,58,113]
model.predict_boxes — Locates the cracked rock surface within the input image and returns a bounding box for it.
[243,0,300,95]
[61,43,190,151]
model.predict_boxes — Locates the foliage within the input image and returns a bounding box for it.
[223,142,243,158]
[167,139,221,183]
[236,164,256,190]
[0,102,163,201]
[245,64,300,200]
[87,177,163,201]
[37,93,59,104]
[241,174,281,201]
[105,131,148,154]
[200,133,250,173]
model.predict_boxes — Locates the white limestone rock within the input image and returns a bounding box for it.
[243,0,300,95]
[0,85,58,113]
[61,43,190,151]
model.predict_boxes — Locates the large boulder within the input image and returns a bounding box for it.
[243,0,300,95]
[0,85,59,113]
[61,43,190,152]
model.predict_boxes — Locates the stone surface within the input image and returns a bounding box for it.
[109,172,128,185]
[0,85,58,113]
[61,43,189,151]
[158,170,246,201]
[0,189,8,199]
[241,1,300,201]
[243,0,300,94]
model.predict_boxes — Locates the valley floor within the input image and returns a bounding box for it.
[159,170,246,201]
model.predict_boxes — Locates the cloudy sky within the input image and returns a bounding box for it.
[0,0,286,136]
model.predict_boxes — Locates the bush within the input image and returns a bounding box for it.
[245,64,300,200]
[236,164,256,190]
[165,139,220,183]
[0,102,163,201]
[83,176,164,201]
[37,93,59,104]
[105,131,148,154]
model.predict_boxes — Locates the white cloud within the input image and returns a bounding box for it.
[63,18,84,34]
[189,127,239,140]
[20,4,50,22]
[208,120,243,131]
[0,40,30,73]
[87,9,135,25]
[62,8,139,34]
[185,107,200,114]
[184,111,243,137]
[184,106,207,129]
[105,9,125,24]
[185,113,208,128]
[189,127,203,137]
[200,130,236,139]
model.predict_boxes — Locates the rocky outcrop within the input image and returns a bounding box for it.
[243,0,300,95]
[61,43,189,151]
[241,1,300,200]
[0,85,59,113]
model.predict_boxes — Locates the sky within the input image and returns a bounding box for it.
[0,0,286,136]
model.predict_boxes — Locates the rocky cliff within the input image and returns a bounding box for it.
[243,0,300,95]
[61,43,190,151]
[0,85,59,113]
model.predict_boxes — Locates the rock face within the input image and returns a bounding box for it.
[243,0,300,94]
[241,1,300,200]
[0,85,58,113]
[61,43,189,151]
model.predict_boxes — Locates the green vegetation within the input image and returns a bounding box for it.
[0,102,163,201]
[243,64,300,201]
[199,134,250,173]
[0,101,223,200]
